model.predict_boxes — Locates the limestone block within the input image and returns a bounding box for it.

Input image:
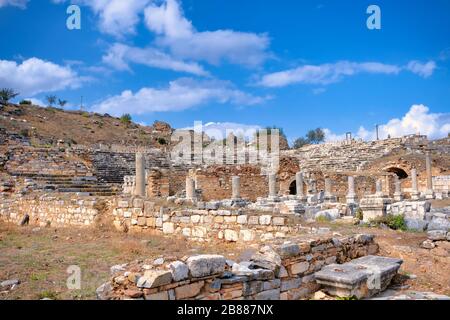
[175,281,205,299]
[224,229,239,242]
[192,226,207,238]
[290,262,310,275]
[237,215,248,224]
[137,270,173,289]
[186,255,226,278]
[169,261,189,282]
[259,215,272,225]
[239,229,255,242]
[280,278,302,292]
[162,222,175,234]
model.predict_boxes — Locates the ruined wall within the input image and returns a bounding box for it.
[193,165,268,202]
[111,197,303,242]
[102,234,379,300]
[0,194,103,227]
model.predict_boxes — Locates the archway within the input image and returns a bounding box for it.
[289,180,296,195]
[386,167,408,179]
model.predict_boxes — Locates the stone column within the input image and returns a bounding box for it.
[232,176,241,200]
[268,174,278,199]
[393,175,403,202]
[425,152,435,199]
[185,177,196,200]
[411,168,420,200]
[346,176,357,204]
[135,153,146,197]
[296,172,306,201]
[324,177,336,203]
[375,179,383,195]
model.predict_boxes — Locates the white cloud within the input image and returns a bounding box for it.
[102,43,208,76]
[259,60,437,88]
[0,58,85,96]
[324,104,450,142]
[144,0,270,66]
[91,78,268,116]
[406,60,436,78]
[0,0,28,9]
[259,61,401,88]
[54,0,152,37]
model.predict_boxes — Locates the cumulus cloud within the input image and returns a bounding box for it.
[102,43,208,76]
[0,58,85,96]
[91,78,269,116]
[0,0,28,9]
[259,60,436,88]
[144,0,270,66]
[54,0,152,37]
[259,61,400,87]
[324,104,450,142]
[406,60,436,78]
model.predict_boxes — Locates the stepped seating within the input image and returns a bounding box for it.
[10,173,120,196]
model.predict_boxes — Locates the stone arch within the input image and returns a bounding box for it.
[386,167,408,179]
[289,180,297,195]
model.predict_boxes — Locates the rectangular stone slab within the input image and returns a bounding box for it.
[314,255,403,299]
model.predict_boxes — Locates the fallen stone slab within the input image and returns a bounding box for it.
[186,255,226,278]
[314,255,403,299]
[427,230,448,241]
[369,290,450,300]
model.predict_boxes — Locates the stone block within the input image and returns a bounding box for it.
[224,229,239,242]
[145,291,169,300]
[175,281,205,300]
[162,222,175,234]
[137,270,173,289]
[169,261,189,282]
[290,262,310,275]
[280,278,302,292]
[186,255,226,278]
[259,215,272,225]
[237,215,248,224]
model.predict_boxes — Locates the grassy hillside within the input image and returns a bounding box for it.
[0,103,173,148]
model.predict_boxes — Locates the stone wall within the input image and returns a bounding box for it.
[100,234,379,300]
[0,194,103,227]
[110,196,305,242]
[193,165,268,202]
[433,176,450,197]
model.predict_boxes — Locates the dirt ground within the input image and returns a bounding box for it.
[0,222,449,300]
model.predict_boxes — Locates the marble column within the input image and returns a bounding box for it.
[185,177,196,200]
[296,172,306,201]
[346,176,357,204]
[410,168,420,200]
[232,176,241,200]
[135,153,146,197]
[375,179,383,195]
[268,174,278,199]
[393,175,403,202]
[324,177,337,202]
[425,152,435,199]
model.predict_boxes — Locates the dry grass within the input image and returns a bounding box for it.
[0,224,243,300]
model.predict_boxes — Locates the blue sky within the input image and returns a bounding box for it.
[0,0,449,143]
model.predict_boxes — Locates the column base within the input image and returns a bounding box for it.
[425,190,435,200]
[410,191,420,201]
[393,193,403,202]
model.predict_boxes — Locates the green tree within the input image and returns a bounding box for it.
[120,113,132,125]
[0,88,19,104]
[306,128,325,144]
[46,95,57,107]
[58,99,68,107]
[293,137,309,149]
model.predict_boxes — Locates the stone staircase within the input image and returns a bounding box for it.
[11,173,119,196]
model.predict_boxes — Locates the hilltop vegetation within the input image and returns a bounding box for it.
[0,103,173,148]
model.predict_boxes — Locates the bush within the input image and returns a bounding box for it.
[19,100,32,105]
[120,113,132,125]
[157,137,167,145]
[372,214,407,231]
[355,208,364,221]
[0,88,19,104]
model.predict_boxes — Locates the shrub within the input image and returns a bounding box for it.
[355,208,364,221]
[120,113,132,125]
[157,137,167,145]
[372,214,407,231]
[19,100,32,105]
[0,88,19,104]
